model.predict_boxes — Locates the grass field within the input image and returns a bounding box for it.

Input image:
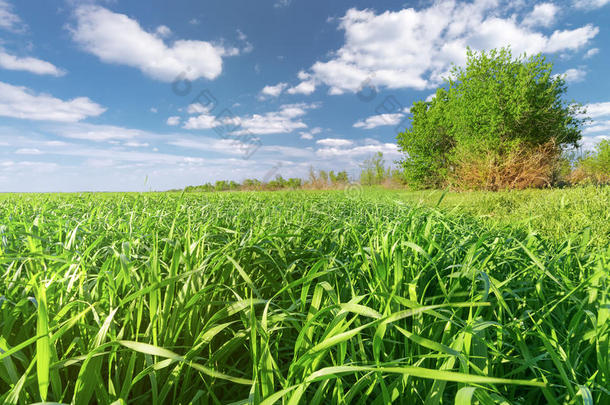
[0,188,608,404]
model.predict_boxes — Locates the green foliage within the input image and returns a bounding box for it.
[574,139,610,184]
[397,47,585,189]
[359,152,391,185]
[395,185,610,246]
[0,190,607,404]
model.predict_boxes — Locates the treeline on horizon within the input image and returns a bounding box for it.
[177,139,609,193]
[177,152,406,192]
[180,48,609,193]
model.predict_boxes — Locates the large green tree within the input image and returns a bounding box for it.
[397,48,585,189]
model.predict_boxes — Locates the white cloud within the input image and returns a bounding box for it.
[232,103,319,135]
[236,29,253,53]
[124,141,149,148]
[166,116,181,126]
[544,25,599,53]
[584,48,599,59]
[155,25,171,38]
[184,102,319,134]
[316,142,400,159]
[294,2,599,94]
[274,0,291,8]
[287,80,317,95]
[0,0,23,32]
[354,113,404,129]
[70,5,238,82]
[558,67,587,83]
[522,3,558,28]
[584,120,610,134]
[585,102,610,119]
[316,138,354,147]
[260,82,288,98]
[183,107,220,130]
[0,48,65,76]
[15,148,43,155]
[0,81,105,122]
[299,127,322,140]
[186,103,210,114]
[150,107,158,113]
[582,102,610,144]
[168,137,256,156]
[574,0,610,9]
[53,123,150,141]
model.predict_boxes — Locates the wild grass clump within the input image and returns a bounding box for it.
[0,191,608,404]
[570,139,610,186]
[396,185,610,246]
[449,140,561,191]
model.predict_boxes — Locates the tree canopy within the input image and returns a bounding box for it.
[397,48,585,190]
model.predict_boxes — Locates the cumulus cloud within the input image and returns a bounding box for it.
[584,48,599,59]
[0,0,23,32]
[287,80,317,95]
[299,127,322,140]
[292,1,598,94]
[316,138,354,147]
[69,5,238,82]
[232,103,319,135]
[557,67,587,83]
[584,121,610,134]
[582,102,610,145]
[585,102,610,119]
[522,3,558,28]
[155,25,171,38]
[260,82,288,98]
[354,113,405,129]
[0,81,105,122]
[183,104,220,130]
[166,116,180,126]
[184,102,319,135]
[574,0,610,9]
[316,141,400,159]
[0,48,65,76]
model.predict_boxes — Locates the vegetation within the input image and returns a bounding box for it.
[180,153,403,193]
[397,48,586,190]
[395,185,610,246]
[1,189,608,404]
[571,139,610,185]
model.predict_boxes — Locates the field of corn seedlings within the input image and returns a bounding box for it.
[0,190,608,404]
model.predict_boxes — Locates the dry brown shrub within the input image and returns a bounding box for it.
[449,140,561,191]
[569,166,610,185]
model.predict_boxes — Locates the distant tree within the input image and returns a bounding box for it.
[287,178,303,188]
[335,170,349,184]
[214,180,228,191]
[360,152,389,185]
[308,166,317,184]
[572,139,610,184]
[397,47,585,189]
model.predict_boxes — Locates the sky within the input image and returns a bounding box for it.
[0,0,609,192]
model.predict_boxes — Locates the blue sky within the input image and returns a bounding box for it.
[0,0,609,191]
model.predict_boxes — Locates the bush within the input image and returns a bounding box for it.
[360,152,390,186]
[397,47,585,190]
[571,139,610,185]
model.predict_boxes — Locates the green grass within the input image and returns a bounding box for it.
[0,189,608,404]
[395,186,610,246]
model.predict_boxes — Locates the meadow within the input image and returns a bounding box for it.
[0,188,608,404]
